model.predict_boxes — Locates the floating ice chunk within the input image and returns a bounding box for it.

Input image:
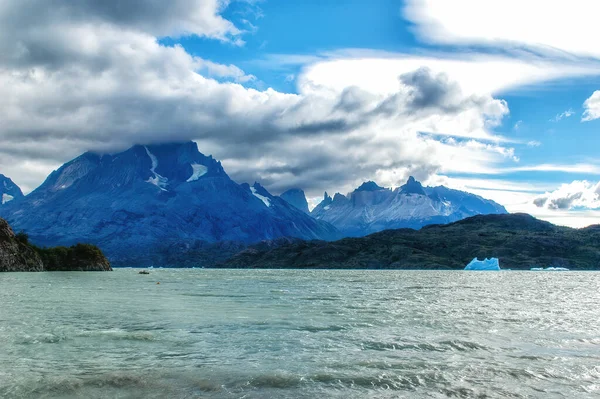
[250,187,271,207]
[187,164,208,182]
[465,257,501,271]
[1,193,14,204]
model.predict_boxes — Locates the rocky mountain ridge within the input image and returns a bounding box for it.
[309,177,507,236]
[0,142,339,264]
[0,218,111,271]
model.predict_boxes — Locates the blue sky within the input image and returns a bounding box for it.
[162,0,418,93]
[2,0,600,226]
[162,0,600,225]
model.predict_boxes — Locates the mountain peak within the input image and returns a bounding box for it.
[280,188,309,214]
[355,181,385,192]
[400,176,426,195]
[140,141,226,185]
[27,141,229,198]
[333,193,348,202]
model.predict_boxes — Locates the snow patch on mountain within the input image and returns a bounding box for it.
[0,174,24,205]
[144,146,168,190]
[187,164,208,182]
[251,187,271,207]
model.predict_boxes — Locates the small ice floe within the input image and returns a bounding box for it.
[530,267,570,271]
[464,257,501,271]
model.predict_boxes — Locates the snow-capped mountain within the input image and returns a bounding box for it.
[0,142,339,263]
[0,174,24,205]
[311,177,507,236]
[280,188,310,214]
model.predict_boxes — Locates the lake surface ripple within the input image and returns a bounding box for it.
[1,269,599,398]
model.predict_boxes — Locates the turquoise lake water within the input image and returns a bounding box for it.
[0,269,599,398]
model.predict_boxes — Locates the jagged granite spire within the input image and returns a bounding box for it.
[399,176,426,195]
[280,188,310,214]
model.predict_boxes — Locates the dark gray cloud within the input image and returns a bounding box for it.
[0,0,248,72]
[334,86,376,113]
[400,67,458,110]
[548,192,583,210]
[533,197,548,207]
[533,181,600,211]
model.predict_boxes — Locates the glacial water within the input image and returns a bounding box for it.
[1,270,599,398]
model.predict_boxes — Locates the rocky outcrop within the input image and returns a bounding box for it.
[0,218,43,271]
[0,218,111,272]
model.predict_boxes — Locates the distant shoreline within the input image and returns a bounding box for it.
[108,266,594,271]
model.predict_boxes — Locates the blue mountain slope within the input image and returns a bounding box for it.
[0,174,24,205]
[311,177,507,236]
[0,142,339,262]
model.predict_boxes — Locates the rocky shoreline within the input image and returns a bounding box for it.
[0,218,111,272]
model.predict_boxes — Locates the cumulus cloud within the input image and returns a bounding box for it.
[1,0,243,60]
[0,0,595,202]
[551,109,575,122]
[298,51,600,100]
[533,181,600,210]
[196,59,256,82]
[0,0,517,196]
[583,91,600,122]
[404,0,600,58]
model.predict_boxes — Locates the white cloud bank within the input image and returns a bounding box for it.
[533,181,600,211]
[404,0,600,58]
[583,91,600,121]
[0,0,533,196]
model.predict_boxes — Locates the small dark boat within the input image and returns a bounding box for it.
[139,270,150,275]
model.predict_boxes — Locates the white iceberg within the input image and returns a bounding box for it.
[465,257,501,271]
